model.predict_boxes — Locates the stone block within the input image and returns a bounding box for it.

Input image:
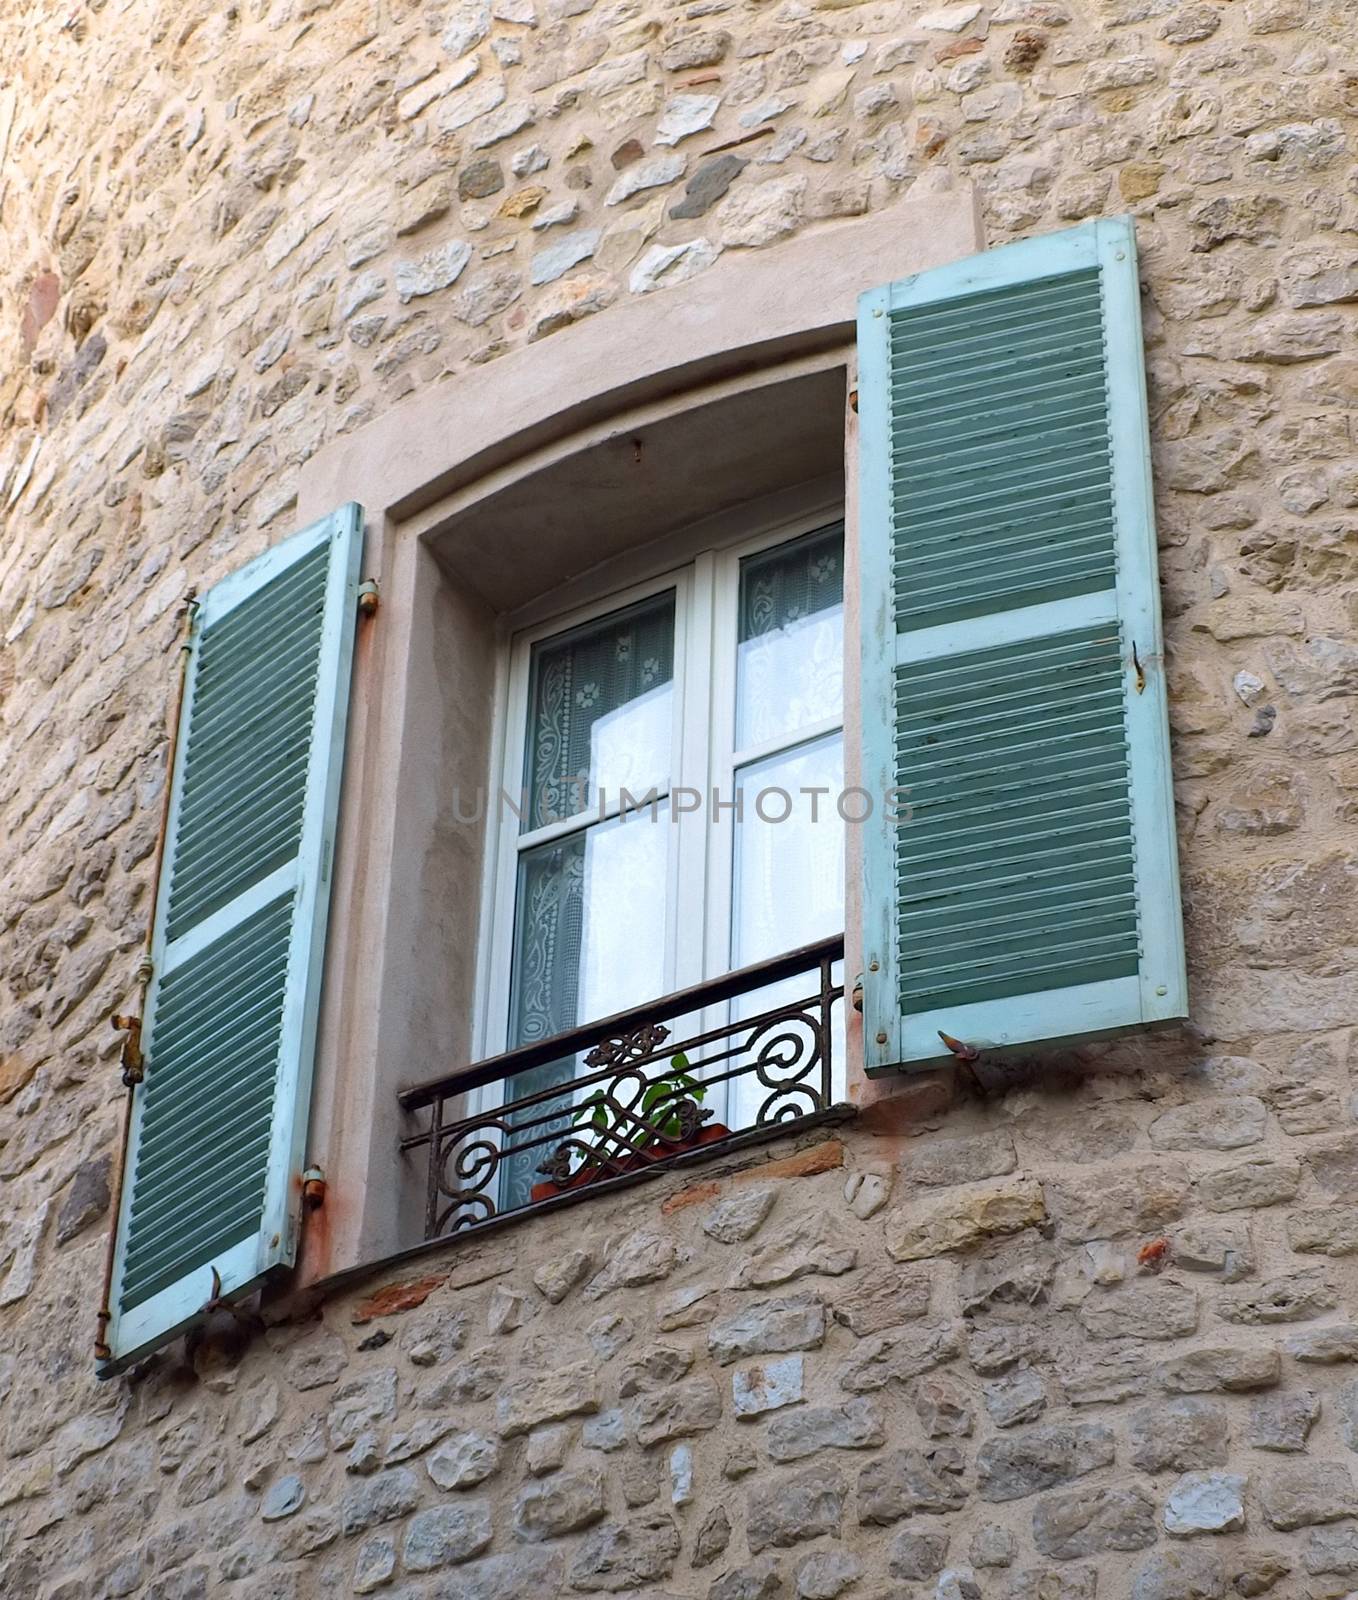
[977,1423,1115,1503]
[1130,1398,1229,1472]
[902,1132,1017,1188]
[957,1235,1057,1315]
[766,1396,883,1460]
[619,1345,694,1398]
[1249,1391,1319,1452]
[340,1468,421,1536]
[703,1188,777,1244]
[889,1530,949,1580]
[402,1502,493,1570]
[327,1369,398,1451]
[885,1179,1046,1261]
[1219,1270,1337,1325]
[633,1376,722,1445]
[1046,1167,1189,1242]
[584,1232,677,1298]
[1158,1347,1280,1394]
[1079,1281,1198,1342]
[1164,1472,1246,1536]
[427,1431,499,1489]
[732,1215,856,1288]
[838,1321,960,1393]
[708,1296,826,1365]
[983,1367,1047,1429]
[795,1550,862,1597]
[733,1355,804,1419]
[1149,1098,1267,1151]
[1287,1326,1358,1364]
[749,1465,846,1550]
[567,1511,681,1590]
[1259,1461,1358,1529]
[858,1449,966,1525]
[496,1361,600,1437]
[432,1549,564,1600]
[830,1263,932,1334]
[1132,1547,1228,1600]
[707,1557,783,1600]
[513,1467,605,1541]
[1196,1161,1301,1213]
[1032,1483,1158,1559]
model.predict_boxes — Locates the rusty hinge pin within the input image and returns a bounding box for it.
[111,1013,144,1086]
[357,579,379,617]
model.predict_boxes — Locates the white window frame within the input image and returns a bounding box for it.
[471,506,846,1127]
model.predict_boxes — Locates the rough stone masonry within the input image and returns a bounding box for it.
[1,0,1358,1596]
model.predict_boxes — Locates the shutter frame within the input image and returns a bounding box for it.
[100,505,363,1373]
[857,217,1186,1072]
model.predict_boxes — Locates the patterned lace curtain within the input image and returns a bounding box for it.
[502,593,676,1208]
[737,522,845,749]
[524,595,675,829]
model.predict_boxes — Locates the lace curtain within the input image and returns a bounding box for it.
[502,593,676,1206]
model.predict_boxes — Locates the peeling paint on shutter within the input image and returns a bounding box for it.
[858,218,1186,1071]
[101,505,363,1371]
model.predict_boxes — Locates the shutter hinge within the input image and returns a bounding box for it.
[357,579,379,618]
[302,1166,327,1210]
[848,387,859,414]
[1131,642,1146,695]
[111,1013,144,1086]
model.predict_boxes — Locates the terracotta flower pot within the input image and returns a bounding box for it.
[530,1123,733,1203]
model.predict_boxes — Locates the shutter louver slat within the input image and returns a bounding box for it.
[101,505,363,1372]
[858,218,1186,1070]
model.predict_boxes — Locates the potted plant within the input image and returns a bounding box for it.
[531,1053,731,1200]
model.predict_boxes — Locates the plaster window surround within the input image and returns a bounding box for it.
[294,189,986,1280]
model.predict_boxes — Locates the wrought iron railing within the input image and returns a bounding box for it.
[399,936,845,1240]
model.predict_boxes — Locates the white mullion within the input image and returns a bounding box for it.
[661,563,698,1002]
[701,544,742,1126]
[674,554,715,994]
[472,628,534,1126]
[664,556,715,1110]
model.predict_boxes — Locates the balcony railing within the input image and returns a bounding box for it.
[399,936,845,1240]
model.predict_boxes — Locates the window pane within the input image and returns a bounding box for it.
[523,592,675,830]
[502,806,670,1208]
[728,734,845,1129]
[731,734,844,971]
[736,523,844,751]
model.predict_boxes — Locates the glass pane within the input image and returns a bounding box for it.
[523,592,675,831]
[501,806,670,1208]
[732,733,844,971]
[728,734,845,1130]
[736,523,844,751]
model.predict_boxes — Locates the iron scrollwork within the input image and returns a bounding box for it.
[402,937,843,1241]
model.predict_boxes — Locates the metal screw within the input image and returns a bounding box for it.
[876,1031,888,1045]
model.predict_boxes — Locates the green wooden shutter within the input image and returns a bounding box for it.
[100,506,363,1371]
[857,217,1185,1071]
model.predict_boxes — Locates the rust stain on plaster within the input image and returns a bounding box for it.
[350,1271,448,1324]
[660,1138,846,1213]
[734,1137,844,1184]
[661,1180,721,1216]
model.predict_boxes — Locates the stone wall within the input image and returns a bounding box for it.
[2,0,1358,1596]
